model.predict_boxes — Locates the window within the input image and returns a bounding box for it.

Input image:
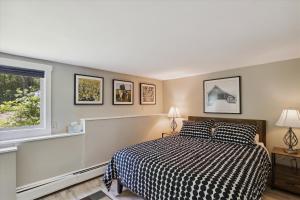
[0,58,52,141]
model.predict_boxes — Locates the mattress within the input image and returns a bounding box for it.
[104,135,271,200]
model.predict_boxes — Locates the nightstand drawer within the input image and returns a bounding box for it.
[271,147,300,195]
[273,164,300,194]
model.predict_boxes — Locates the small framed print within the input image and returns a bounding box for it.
[113,79,134,105]
[140,83,156,105]
[203,76,241,114]
[74,74,104,105]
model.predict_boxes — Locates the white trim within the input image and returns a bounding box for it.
[0,114,166,146]
[0,132,84,146]
[16,162,107,192]
[0,146,17,154]
[16,162,108,200]
[82,113,166,121]
[0,57,52,72]
[0,57,52,141]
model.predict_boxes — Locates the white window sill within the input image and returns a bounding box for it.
[0,132,85,147]
[0,146,18,154]
[0,114,166,149]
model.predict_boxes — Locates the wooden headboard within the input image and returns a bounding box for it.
[188,116,267,145]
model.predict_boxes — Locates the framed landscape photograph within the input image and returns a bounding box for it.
[74,74,104,105]
[113,79,134,105]
[203,76,241,114]
[140,83,156,105]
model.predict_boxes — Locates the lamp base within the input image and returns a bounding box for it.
[283,128,298,154]
[170,117,177,133]
[284,148,298,154]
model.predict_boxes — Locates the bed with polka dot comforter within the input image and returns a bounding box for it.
[104,135,271,200]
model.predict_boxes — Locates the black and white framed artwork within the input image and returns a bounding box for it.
[113,79,134,105]
[203,76,241,114]
[140,83,156,105]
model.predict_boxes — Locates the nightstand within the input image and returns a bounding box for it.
[271,147,300,195]
[162,132,179,138]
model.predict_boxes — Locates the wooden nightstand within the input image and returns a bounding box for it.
[271,147,300,195]
[161,132,179,138]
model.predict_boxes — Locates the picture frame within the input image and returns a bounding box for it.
[203,76,241,114]
[140,83,156,105]
[113,79,134,105]
[74,74,104,105]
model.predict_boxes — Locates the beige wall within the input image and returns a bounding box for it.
[0,52,164,133]
[163,58,300,150]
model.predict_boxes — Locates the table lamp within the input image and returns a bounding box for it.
[168,106,181,133]
[276,109,300,154]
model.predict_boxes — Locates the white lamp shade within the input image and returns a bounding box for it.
[168,107,181,118]
[276,109,300,128]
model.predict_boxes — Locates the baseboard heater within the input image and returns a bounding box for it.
[16,162,108,200]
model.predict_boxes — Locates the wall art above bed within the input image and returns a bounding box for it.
[74,74,104,105]
[203,76,241,114]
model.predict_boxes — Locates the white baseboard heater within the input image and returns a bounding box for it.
[16,162,108,200]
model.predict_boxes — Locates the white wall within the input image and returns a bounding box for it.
[0,52,168,188]
[0,52,164,133]
[0,148,17,200]
[16,116,168,187]
[16,134,84,187]
[2,52,300,196]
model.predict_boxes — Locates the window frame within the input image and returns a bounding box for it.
[0,57,52,141]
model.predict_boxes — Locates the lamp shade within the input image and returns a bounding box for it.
[168,106,181,118]
[276,109,300,128]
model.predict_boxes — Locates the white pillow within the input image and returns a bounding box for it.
[255,134,260,144]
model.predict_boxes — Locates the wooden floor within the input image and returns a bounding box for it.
[39,177,300,200]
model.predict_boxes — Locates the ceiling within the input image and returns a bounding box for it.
[0,0,299,80]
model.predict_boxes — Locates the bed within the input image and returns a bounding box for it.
[103,116,271,200]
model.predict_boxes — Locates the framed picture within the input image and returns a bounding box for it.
[203,76,241,114]
[74,74,104,105]
[113,79,134,105]
[140,83,156,105]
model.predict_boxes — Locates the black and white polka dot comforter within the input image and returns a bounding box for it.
[104,135,271,200]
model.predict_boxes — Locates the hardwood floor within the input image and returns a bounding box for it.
[263,188,300,200]
[39,177,300,200]
[38,178,105,200]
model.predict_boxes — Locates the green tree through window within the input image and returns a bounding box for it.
[0,73,40,128]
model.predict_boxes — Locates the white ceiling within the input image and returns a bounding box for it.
[0,0,299,80]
